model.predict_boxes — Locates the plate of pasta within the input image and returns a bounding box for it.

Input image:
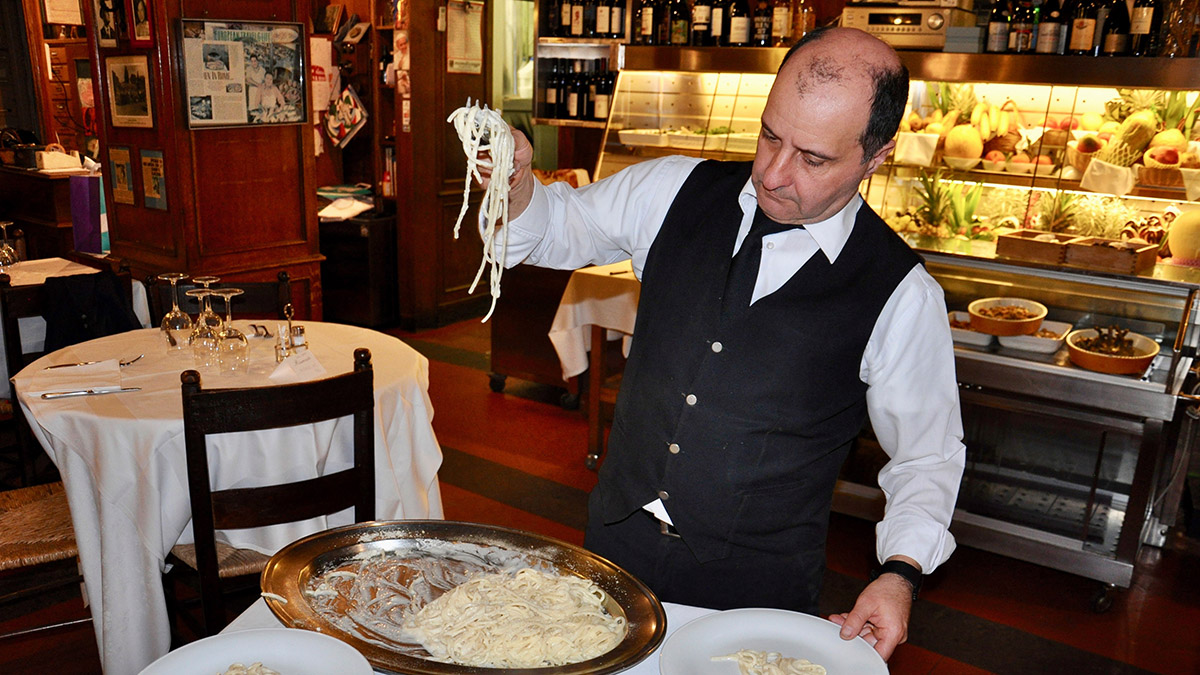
[659,608,886,675]
[260,520,667,674]
[138,628,372,675]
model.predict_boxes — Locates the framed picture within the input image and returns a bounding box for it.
[105,55,153,128]
[322,4,344,34]
[140,149,167,210]
[126,0,152,47]
[181,19,308,128]
[108,146,135,205]
[94,0,119,47]
[343,21,370,45]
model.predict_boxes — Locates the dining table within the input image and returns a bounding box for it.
[12,321,444,675]
[0,256,151,398]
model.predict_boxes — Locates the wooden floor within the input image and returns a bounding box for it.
[2,317,1198,674]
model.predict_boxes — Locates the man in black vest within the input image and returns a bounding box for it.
[483,27,964,660]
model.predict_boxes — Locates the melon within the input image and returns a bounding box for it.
[1168,210,1200,263]
[1149,128,1188,152]
[944,125,983,159]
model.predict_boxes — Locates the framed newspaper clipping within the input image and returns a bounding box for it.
[181,19,308,128]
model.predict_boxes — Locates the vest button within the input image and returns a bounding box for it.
[658,490,670,500]
[668,443,681,454]
[766,241,775,250]
[711,341,723,353]
[685,394,697,406]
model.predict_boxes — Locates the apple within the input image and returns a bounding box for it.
[1036,155,1054,164]
[1043,116,1058,130]
[985,150,1006,163]
[1076,134,1104,154]
[1080,112,1105,131]
[1147,146,1181,165]
[1010,152,1033,164]
[1059,116,1080,130]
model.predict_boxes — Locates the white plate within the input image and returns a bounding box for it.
[659,608,886,675]
[139,628,373,675]
[949,311,993,347]
[998,320,1073,353]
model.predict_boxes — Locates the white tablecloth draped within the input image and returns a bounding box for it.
[0,257,151,398]
[547,259,641,380]
[13,322,443,675]
[222,598,716,674]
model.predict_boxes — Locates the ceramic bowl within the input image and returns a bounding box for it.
[1066,328,1160,375]
[948,311,994,347]
[968,297,1047,336]
[981,159,1005,172]
[1006,160,1035,174]
[998,320,1073,353]
[944,156,981,171]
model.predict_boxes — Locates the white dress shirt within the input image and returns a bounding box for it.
[500,155,966,574]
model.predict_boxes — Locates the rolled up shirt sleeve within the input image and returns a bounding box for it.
[861,265,966,574]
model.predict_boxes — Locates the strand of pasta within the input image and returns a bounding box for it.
[447,99,514,322]
[711,649,827,675]
[403,568,626,668]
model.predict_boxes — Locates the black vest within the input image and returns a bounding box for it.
[593,160,921,562]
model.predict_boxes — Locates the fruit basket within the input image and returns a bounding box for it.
[1136,165,1184,188]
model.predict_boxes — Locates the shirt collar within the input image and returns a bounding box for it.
[738,177,862,264]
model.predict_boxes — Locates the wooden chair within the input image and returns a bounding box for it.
[164,348,375,638]
[145,271,291,326]
[0,481,88,640]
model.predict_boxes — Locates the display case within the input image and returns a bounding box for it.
[596,47,1200,605]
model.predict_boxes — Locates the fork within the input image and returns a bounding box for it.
[43,354,145,369]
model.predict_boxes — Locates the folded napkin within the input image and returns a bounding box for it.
[1080,159,1135,197]
[268,350,327,384]
[23,359,122,395]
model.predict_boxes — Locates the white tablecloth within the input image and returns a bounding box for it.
[222,598,716,674]
[0,257,151,398]
[13,322,444,675]
[547,259,641,380]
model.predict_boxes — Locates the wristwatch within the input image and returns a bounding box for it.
[869,560,922,601]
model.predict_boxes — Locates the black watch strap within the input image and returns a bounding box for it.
[870,560,922,601]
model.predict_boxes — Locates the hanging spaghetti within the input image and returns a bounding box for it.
[447,99,514,322]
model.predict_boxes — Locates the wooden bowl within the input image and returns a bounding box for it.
[967,297,1047,336]
[1066,329,1160,375]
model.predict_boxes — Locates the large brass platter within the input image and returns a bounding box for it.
[261,520,666,674]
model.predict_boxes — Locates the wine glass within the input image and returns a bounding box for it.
[157,272,193,350]
[185,288,220,369]
[190,276,223,332]
[211,288,248,372]
[0,221,18,272]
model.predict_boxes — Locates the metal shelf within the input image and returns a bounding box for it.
[532,117,607,128]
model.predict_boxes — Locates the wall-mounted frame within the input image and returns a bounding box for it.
[108,146,135,205]
[126,0,152,47]
[95,0,119,48]
[181,19,308,129]
[105,55,153,128]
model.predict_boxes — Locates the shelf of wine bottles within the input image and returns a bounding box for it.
[540,0,814,48]
[983,0,1171,57]
[537,57,618,121]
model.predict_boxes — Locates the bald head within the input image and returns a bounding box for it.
[777,27,909,162]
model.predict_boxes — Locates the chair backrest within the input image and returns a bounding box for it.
[179,347,375,632]
[0,266,137,378]
[146,271,291,326]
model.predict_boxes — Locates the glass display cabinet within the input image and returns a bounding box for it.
[595,47,1200,609]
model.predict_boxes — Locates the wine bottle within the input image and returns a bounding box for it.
[543,59,559,118]
[1129,0,1161,55]
[656,0,672,44]
[1035,0,1064,53]
[571,0,586,36]
[771,0,792,46]
[692,0,714,45]
[986,0,1012,53]
[636,0,655,44]
[790,0,814,41]
[609,0,625,39]
[584,0,599,36]
[1009,0,1035,52]
[559,0,573,37]
[1100,0,1130,54]
[710,0,728,45]
[593,59,612,121]
[752,0,772,46]
[596,0,612,37]
[1057,0,1076,53]
[668,0,690,45]
[1067,0,1098,55]
[726,0,751,45]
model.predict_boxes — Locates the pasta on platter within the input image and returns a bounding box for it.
[447,99,515,322]
[712,649,827,675]
[403,567,626,668]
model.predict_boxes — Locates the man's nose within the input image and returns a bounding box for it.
[760,151,791,191]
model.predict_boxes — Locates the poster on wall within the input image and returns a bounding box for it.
[105,55,153,128]
[108,146,135,205]
[446,0,483,74]
[181,19,308,128]
[140,149,166,210]
[44,0,84,25]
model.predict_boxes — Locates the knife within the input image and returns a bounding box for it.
[41,387,142,400]
[43,360,103,369]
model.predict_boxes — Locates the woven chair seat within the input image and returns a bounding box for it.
[0,481,77,571]
[170,542,271,579]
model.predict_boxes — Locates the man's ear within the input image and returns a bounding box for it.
[863,139,895,181]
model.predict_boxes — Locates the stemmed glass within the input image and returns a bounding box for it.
[211,288,248,372]
[190,276,223,332]
[185,288,220,369]
[157,272,193,350]
[0,221,18,272]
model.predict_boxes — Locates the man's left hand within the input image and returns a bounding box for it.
[828,569,913,661]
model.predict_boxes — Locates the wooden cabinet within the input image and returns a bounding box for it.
[0,166,78,258]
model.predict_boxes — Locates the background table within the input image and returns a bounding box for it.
[223,597,716,674]
[12,322,443,675]
[0,256,151,397]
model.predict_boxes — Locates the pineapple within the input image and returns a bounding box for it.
[1103,89,1166,124]
[913,169,951,236]
[928,83,977,118]
[1039,190,1078,233]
